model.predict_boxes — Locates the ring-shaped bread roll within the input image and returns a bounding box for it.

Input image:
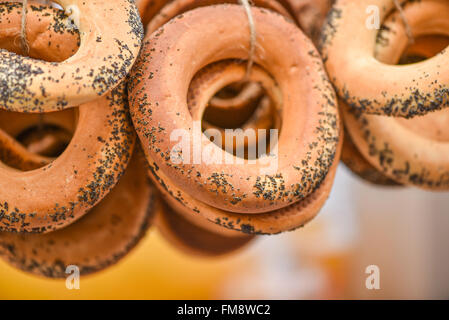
[342,1,449,189]
[321,0,449,117]
[129,5,339,214]
[0,83,135,233]
[0,152,155,278]
[147,131,342,234]
[144,58,342,235]
[0,1,143,112]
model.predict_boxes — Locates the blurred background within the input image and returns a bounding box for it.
[1,164,448,300]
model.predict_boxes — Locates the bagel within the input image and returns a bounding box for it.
[129,5,340,214]
[342,1,449,189]
[321,0,449,117]
[146,0,294,34]
[0,152,155,278]
[142,57,343,234]
[0,82,135,233]
[146,127,342,234]
[156,198,254,256]
[0,1,143,112]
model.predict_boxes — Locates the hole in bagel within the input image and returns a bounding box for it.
[0,108,78,169]
[202,80,281,160]
[395,35,449,142]
[398,35,449,65]
[16,124,72,158]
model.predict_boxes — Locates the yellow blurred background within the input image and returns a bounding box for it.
[1,166,449,300]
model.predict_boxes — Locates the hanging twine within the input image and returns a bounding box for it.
[239,0,256,81]
[393,0,414,44]
[20,0,29,55]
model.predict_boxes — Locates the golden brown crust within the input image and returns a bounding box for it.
[342,1,449,189]
[0,2,80,61]
[0,83,135,233]
[0,152,155,278]
[0,1,143,112]
[142,56,342,235]
[321,0,449,117]
[145,126,342,235]
[129,5,339,213]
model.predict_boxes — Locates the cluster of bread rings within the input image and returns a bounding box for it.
[0,0,447,278]
[321,0,449,188]
[0,0,150,278]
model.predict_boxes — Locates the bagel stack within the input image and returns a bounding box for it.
[130,0,342,248]
[321,0,449,189]
[1,0,446,280]
[0,1,157,278]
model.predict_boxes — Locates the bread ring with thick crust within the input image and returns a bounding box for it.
[146,129,342,234]
[142,58,342,235]
[321,0,449,117]
[146,0,294,34]
[156,198,254,256]
[0,1,143,112]
[0,152,155,278]
[0,83,135,233]
[342,2,449,189]
[129,5,339,214]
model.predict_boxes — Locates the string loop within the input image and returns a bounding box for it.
[393,0,414,44]
[21,0,29,55]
